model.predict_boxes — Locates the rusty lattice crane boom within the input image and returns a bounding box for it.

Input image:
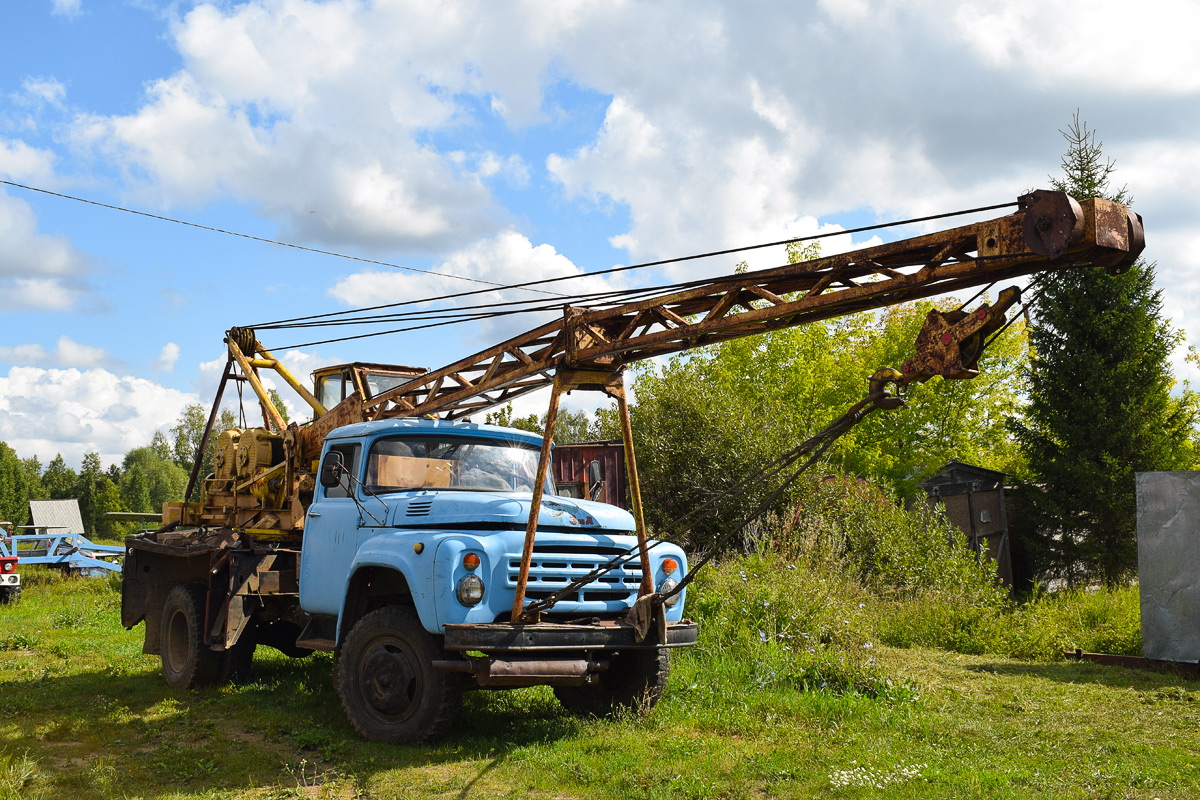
[341,190,1141,422]
[188,190,1142,540]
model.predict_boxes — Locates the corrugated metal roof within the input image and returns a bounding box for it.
[28,499,85,534]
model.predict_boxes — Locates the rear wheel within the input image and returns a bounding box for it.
[554,647,670,717]
[161,584,224,688]
[334,606,460,744]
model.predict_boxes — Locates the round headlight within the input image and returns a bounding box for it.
[456,574,485,606]
[660,577,681,607]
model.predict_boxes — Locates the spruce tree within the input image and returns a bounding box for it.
[1009,113,1197,586]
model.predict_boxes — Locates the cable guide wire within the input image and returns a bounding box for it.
[522,380,905,616]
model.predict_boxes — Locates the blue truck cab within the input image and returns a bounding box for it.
[296,417,696,742]
[122,413,696,745]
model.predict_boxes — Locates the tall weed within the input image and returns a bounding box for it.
[0,751,47,800]
[683,553,891,697]
[697,473,1139,664]
[782,475,1004,605]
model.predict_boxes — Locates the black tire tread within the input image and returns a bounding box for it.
[334,605,460,744]
[161,584,224,689]
[554,647,670,717]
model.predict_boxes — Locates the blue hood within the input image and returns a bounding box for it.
[381,490,636,532]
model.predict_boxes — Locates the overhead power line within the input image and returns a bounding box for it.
[0,178,567,297]
[0,177,1018,348]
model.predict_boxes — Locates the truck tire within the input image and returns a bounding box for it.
[554,647,670,717]
[334,606,461,744]
[161,584,224,689]
[0,585,20,604]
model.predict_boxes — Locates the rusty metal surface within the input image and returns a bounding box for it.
[1067,649,1200,678]
[190,192,1143,541]
[1021,190,1084,259]
[553,441,626,507]
[509,371,563,622]
[358,194,1141,422]
[900,285,1021,382]
[444,619,699,651]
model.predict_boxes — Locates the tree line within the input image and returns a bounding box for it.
[0,391,289,539]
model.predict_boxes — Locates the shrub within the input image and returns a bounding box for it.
[686,472,1137,663]
[781,474,1005,606]
[682,552,891,697]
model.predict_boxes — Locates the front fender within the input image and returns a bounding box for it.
[433,534,515,629]
[339,532,439,635]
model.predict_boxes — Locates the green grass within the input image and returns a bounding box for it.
[0,563,1194,799]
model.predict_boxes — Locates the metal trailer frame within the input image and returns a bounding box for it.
[8,525,124,576]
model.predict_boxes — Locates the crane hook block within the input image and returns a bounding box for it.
[867,368,906,410]
[900,286,1022,383]
[1018,190,1085,260]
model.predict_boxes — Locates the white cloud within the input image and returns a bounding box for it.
[18,77,66,107]
[0,336,110,368]
[54,336,108,368]
[0,138,56,182]
[0,188,89,312]
[950,1,1200,94]
[151,342,181,372]
[50,0,81,19]
[0,366,195,468]
[327,229,621,346]
[73,0,565,252]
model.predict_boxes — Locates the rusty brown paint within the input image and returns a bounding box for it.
[347,195,1139,423]
[511,373,563,623]
[612,376,654,597]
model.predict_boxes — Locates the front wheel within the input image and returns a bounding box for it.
[0,584,20,604]
[334,606,461,744]
[161,584,224,688]
[554,647,670,717]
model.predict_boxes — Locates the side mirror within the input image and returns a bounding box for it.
[320,452,345,489]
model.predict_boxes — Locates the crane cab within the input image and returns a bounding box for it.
[312,362,426,415]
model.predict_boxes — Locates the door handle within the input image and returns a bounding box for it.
[309,512,321,517]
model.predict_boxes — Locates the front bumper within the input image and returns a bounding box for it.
[443,619,698,652]
[0,574,19,587]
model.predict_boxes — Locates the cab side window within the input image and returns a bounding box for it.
[322,443,361,499]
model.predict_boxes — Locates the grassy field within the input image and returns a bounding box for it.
[1,563,1196,800]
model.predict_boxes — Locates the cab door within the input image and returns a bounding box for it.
[299,442,363,616]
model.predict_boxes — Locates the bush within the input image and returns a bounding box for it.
[782,474,1005,605]
[682,552,890,696]
[683,472,1138,665]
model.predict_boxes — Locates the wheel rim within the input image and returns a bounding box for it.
[359,637,420,721]
[165,607,190,674]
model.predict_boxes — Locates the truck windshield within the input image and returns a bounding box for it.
[364,436,553,494]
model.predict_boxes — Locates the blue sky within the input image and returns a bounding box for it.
[2,0,1199,468]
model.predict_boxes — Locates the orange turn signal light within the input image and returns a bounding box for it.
[463,553,481,571]
[662,558,678,575]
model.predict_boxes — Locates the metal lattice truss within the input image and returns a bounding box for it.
[361,191,1143,421]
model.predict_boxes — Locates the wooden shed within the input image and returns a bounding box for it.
[918,461,1013,587]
